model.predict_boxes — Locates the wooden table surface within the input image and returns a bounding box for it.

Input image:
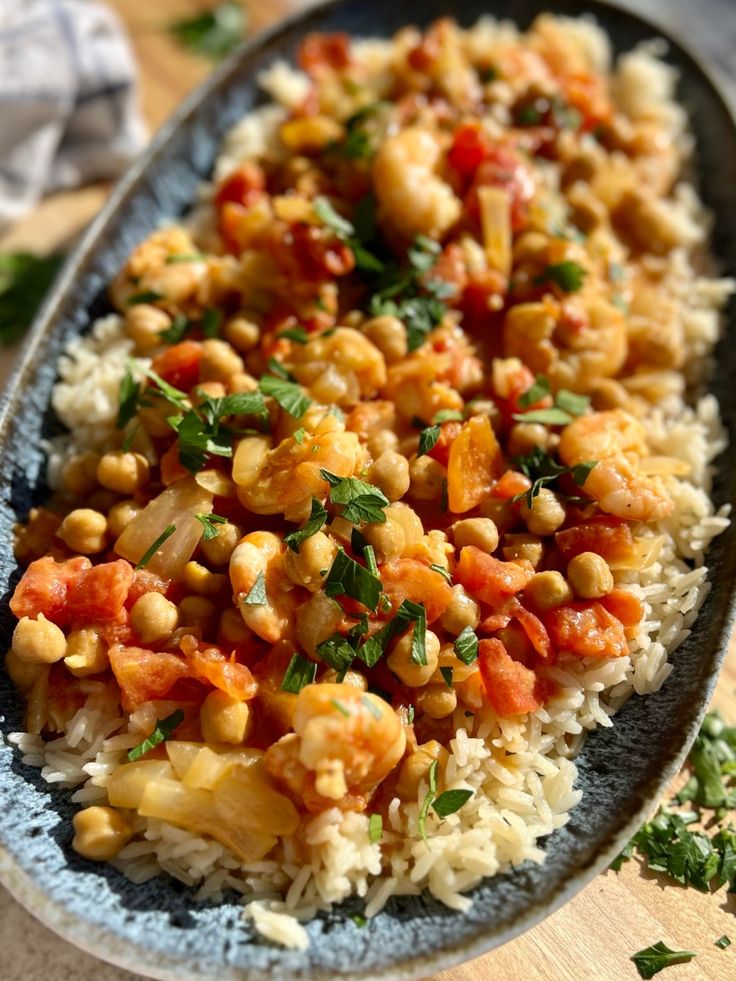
[0,2,734,979]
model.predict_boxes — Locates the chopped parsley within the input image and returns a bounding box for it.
[439,666,454,689]
[266,356,295,382]
[201,307,222,338]
[313,197,354,240]
[630,942,696,979]
[164,252,206,264]
[418,425,441,458]
[127,709,184,762]
[330,698,350,718]
[126,289,164,305]
[135,524,176,570]
[316,633,356,680]
[430,563,452,583]
[368,813,383,844]
[278,326,309,344]
[324,548,382,611]
[432,788,474,819]
[0,250,64,345]
[715,936,731,949]
[513,446,596,508]
[159,313,191,345]
[535,261,586,292]
[242,570,267,605]
[259,372,312,418]
[418,759,439,846]
[195,512,227,541]
[320,469,389,524]
[283,498,328,553]
[117,365,143,428]
[514,374,591,426]
[167,0,246,61]
[280,653,317,694]
[454,626,479,665]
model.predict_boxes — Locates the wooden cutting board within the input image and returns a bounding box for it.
[0,2,734,979]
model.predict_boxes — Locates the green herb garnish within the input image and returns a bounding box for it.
[324,548,382,611]
[135,524,176,570]
[159,314,191,345]
[418,759,439,846]
[431,788,474,819]
[201,307,222,338]
[167,0,246,61]
[418,425,441,458]
[127,290,164,305]
[439,666,454,689]
[281,653,317,694]
[278,326,309,344]
[259,373,312,418]
[0,251,64,345]
[194,512,227,541]
[369,813,383,844]
[283,498,328,553]
[630,942,696,979]
[127,709,184,761]
[454,626,479,665]
[164,252,206,264]
[316,633,356,680]
[242,570,267,605]
[320,469,390,525]
[117,366,142,429]
[535,261,586,293]
[430,563,452,583]
[715,936,731,949]
[513,446,596,507]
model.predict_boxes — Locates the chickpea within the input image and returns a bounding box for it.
[296,591,343,657]
[387,629,440,687]
[502,533,544,567]
[224,315,260,353]
[219,607,250,645]
[408,454,445,501]
[368,450,410,502]
[590,378,628,411]
[192,381,227,403]
[200,520,242,566]
[61,451,101,497]
[362,315,408,364]
[57,508,107,554]
[439,584,480,635]
[5,648,41,691]
[283,532,337,592]
[508,422,552,457]
[97,451,149,495]
[72,806,132,861]
[478,496,516,533]
[567,551,614,599]
[130,592,179,644]
[396,740,447,801]
[107,499,141,539]
[451,517,499,554]
[228,372,259,394]
[321,667,368,690]
[417,684,457,720]
[524,570,573,611]
[199,338,245,382]
[64,628,108,677]
[179,595,216,631]
[87,490,120,514]
[362,518,405,564]
[386,502,424,553]
[519,488,566,536]
[184,561,228,596]
[367,429,399,457]
[200,690,251,744]
[124,304,171,352]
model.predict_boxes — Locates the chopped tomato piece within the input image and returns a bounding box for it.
[455,546,533,608]
[511,601,552,659]
[599,588,644,630]
[380,559,453,623]
[448,122,493,176]
[544,602,629,659]
[10,555,90,625]
[182,636,258,701]
[492,470,532,500]
[478,611,512,634]
[150,340,202,391]
[466,145,535,232]
[478,638,546,715]
[67,560,135,624]
[427,420,463,468]
[214,163,265,210]
[298,32,351,75]
[290,224,356,280]
[109,645,189,712]
[555,519,634,564]
[447,416,503,513]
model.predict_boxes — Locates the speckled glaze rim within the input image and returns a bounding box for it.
[0,2,735,979]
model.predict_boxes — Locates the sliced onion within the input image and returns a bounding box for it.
[107,760,174,808]
[478,185,511,277]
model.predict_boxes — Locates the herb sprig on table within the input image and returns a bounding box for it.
[167,1,247,61]
[0,251,64,345]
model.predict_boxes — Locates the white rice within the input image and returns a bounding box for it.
[5,16,734,952]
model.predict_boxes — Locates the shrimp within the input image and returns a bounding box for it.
[558,410,674,522]
[264,683,406,810]
[110,227,208,311]
[288,327,387,405]
[382,349,464,422]
[503,294,628,391]
[373,127,462,241]
[235,415,365,521]
[229,531,294,643]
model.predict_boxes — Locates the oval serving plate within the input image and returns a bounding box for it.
[1,1,735,978]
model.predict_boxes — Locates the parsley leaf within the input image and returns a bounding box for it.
[201,307,222,338]
[284,498,328,553]
[127,709,184,762]
[195,512,227,541]
[430,563,452,583]
[159,313,191,344]
[324,548,382,610]
[518,374,551,408]
[167,0,246,61]
[715,936,731,949]
[369,813,383,844]
[536,261,586,292]
[313,197,355,239]
[514,446,597,507]
[281,653,317,694]
[259,373,312,418]
[316,633,356,680]
[279,326,309,344]
[439,666,454,689]
[417,759,439,846]
[432,788,473,818]
[117,366,142,429]
[418,425,441,458]
[126,290,164,305]
[320,470,390,525]
[135,524,176,570]
[454,626,479,665]
[630,942,696,979]
[242,570,267,605]
[513,379,591,426]
[0,251,64,345]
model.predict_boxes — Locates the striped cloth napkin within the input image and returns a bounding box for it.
[0,0,146,231]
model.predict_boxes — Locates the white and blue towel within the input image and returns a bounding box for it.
[0,0,146,231]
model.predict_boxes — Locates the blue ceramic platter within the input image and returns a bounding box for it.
[1,1,735,977]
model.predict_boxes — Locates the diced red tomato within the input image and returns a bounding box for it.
[67,560,135,624]
[511,601,552,659]
[182,637,258,701]
[544,602,629,659]
[214,163,265,210]
[150,340,202,392]
[290,224,356,279]
[109,645,189,711]
[455,546,534,608]
[10,556,91,625]
[599,588,644,634]
[431,243,469,295]
[298,32,351,75]
[427,420,463,468]
[478,638,546,716]
[492,470,532,501]
[555,519,634,564]
[448,122,493,177]
[466,145,535,232]
[478,610,512,634]
[380,559,453,623]
[126,570,171,608]
[461,269,508,331]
